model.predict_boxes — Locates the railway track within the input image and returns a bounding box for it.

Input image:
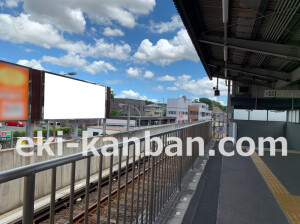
[30,158,144,224]
[1,122,206,224]
[72,167,148,224]
[70,152,178,224]
[19,139,180,224]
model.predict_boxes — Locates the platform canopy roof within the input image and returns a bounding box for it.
[173,0,300,88]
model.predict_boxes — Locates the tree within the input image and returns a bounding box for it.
[110,110,118,116]
[110,109,124,116]
[110,89,115,99]
[194,98,227,112]
[145,100,154,105]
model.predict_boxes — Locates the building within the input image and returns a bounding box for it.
[192,103,209,121]
[145,104,165,117]
[188,105,199,121]
[167,96,192,123]
[110,98,146,116]
[112,116,176,126]
[167,96,211,123]
[213,106,224,114]
[205,110,213,121]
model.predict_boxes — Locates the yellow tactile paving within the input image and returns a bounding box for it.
[250,151,300,224]
[254,148,300,155]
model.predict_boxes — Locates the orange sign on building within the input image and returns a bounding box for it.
[0,62,29,121]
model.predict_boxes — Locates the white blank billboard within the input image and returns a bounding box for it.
[44,73,106,119]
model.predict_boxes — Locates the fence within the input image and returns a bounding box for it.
[0,121,211,223]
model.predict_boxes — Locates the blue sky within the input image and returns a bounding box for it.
[0,0,227,105]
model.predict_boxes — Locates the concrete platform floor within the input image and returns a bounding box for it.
[157,142,300,224]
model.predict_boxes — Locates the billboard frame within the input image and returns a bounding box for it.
[41,71,110,120]
[0,60,31,122]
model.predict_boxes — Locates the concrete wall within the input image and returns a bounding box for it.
[285,123,300,151]
[235,120,286,148]
[234,120,300,151]
[0,121,211,215]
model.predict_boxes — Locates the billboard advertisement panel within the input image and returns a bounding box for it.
[44,73,106,119]
[0,62,29,121]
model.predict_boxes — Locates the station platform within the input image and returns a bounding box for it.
[179,142,300,224]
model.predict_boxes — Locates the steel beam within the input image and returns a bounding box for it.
[275,66,300,89]
[199,35,300,61]
[208,61,291,81]
[213,74,272,88]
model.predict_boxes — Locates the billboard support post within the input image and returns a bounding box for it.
[26,119,34,138]
[74,120,78,138]
[47,121,50,139]
[102,119,106,135]
[10,131,14,148]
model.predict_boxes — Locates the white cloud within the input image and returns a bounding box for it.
[26,4,86,33]
[150,15,183,33]
[134,29,199,66]
[144,70,154,78]
[91,27,96,32]
[157,75,175,81]
[84,60,117,74]
[42,53,116,74]
[5,0,22,8]
[0,13,131,60]
[126,67,141,78]
[42,53,87,68]
[17,59,44,70]
[79,38,131,60]
[166,86,178,91]
[153,85,164,91]
[0,13,65,48]
[116,90,158,102]
[148,98,158,103]
[173,75,227,97]
[23,0,156,32]
[103,27,124,36]
[116,90,148,100]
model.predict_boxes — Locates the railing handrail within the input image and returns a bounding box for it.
[0,121,210,184]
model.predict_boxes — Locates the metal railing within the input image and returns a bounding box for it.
[0,121,211,224]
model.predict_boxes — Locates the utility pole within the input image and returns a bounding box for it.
[127,105,130,131]
[74,120,78,138]
[52,121,56,138]
[102,119,107,135]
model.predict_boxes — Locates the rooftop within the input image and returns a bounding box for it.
[174,0,300,88]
